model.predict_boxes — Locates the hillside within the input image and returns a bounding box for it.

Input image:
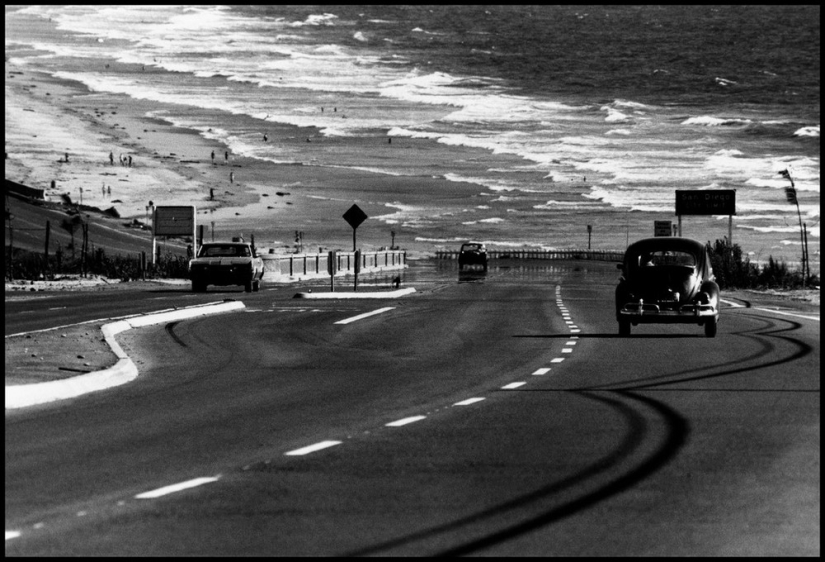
[5,192,186,259]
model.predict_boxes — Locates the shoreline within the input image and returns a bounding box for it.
[5,8,819,268]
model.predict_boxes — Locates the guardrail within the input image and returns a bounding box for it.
[261,250,406,282]
[435,248,625,261]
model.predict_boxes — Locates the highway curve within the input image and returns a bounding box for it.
[5,261,820,556]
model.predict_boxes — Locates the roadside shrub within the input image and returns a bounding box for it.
[5,246,188,281]
[706,239,817,290]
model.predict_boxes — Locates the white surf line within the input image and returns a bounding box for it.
[532,368,551,376]
[6,531,21,541]
[285,440,342,456]
[502,382,526,389]
[334,307,395,325]
[386,415,427,427]
[134,476,221,499]
[454,397,485,406]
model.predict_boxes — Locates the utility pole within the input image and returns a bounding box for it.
[779,168,807,286]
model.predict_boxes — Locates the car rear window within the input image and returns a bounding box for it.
[635,250,696,268]
[200,246,249,257]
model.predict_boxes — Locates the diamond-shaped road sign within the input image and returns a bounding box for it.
[343,204,368,230]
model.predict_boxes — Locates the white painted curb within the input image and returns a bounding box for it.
[293,287,416,299]
[5,301,245,409]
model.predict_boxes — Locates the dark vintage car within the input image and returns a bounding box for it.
[616,237,720,337]
[189,241,264,293]
[458,242,488,270]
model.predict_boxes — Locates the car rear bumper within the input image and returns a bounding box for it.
[618,302,718,323]
[191,268,256,286]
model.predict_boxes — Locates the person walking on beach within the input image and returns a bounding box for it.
[224,150,229,163]
[263,133,268,142]
[109,151,114,166]
[65,152,69,163]
[230,171,234,184]
[128,155,133,167]
[211,150,215,165]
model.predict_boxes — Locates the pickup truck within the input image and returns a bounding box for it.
[189,241,264,292]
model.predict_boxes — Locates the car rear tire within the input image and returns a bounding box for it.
[252,279,260,292]
[618,320,631,336]
[704,318,718,338]
[244,280,253,292]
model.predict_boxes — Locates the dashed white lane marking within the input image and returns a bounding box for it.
[454,397,485,406]
[6,531,21,541]
[502,382,526,389]
[562,348,573,353]
[386,415,427,427]
[570,329,581,333]
[134,476,221,499]
[532,368,551,376]
[566,341,577,345]
[334,307,395,325]
[285,440,342,456]
[551,358,565,363]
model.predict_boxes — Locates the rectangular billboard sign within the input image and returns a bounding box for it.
[675,190,736,216]
[654,221,672,237]
[153,205,195,236]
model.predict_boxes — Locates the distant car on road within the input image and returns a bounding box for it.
[189,241,264,293]
[616,237,720,337]
[458,242,488,270]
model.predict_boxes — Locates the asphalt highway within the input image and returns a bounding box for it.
[5,261,820,556]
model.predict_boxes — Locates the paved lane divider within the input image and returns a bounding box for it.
[5,301,246,410]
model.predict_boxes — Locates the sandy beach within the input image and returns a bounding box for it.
[7,59,497,257]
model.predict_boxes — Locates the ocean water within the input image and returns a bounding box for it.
[5,5,820,268]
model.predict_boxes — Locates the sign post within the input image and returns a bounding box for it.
[343,204,368,292]
[152,205,196,265]
[327,250,337,292]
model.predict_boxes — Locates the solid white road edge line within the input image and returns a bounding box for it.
[335,307,395,325]
[134,476,221,499]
